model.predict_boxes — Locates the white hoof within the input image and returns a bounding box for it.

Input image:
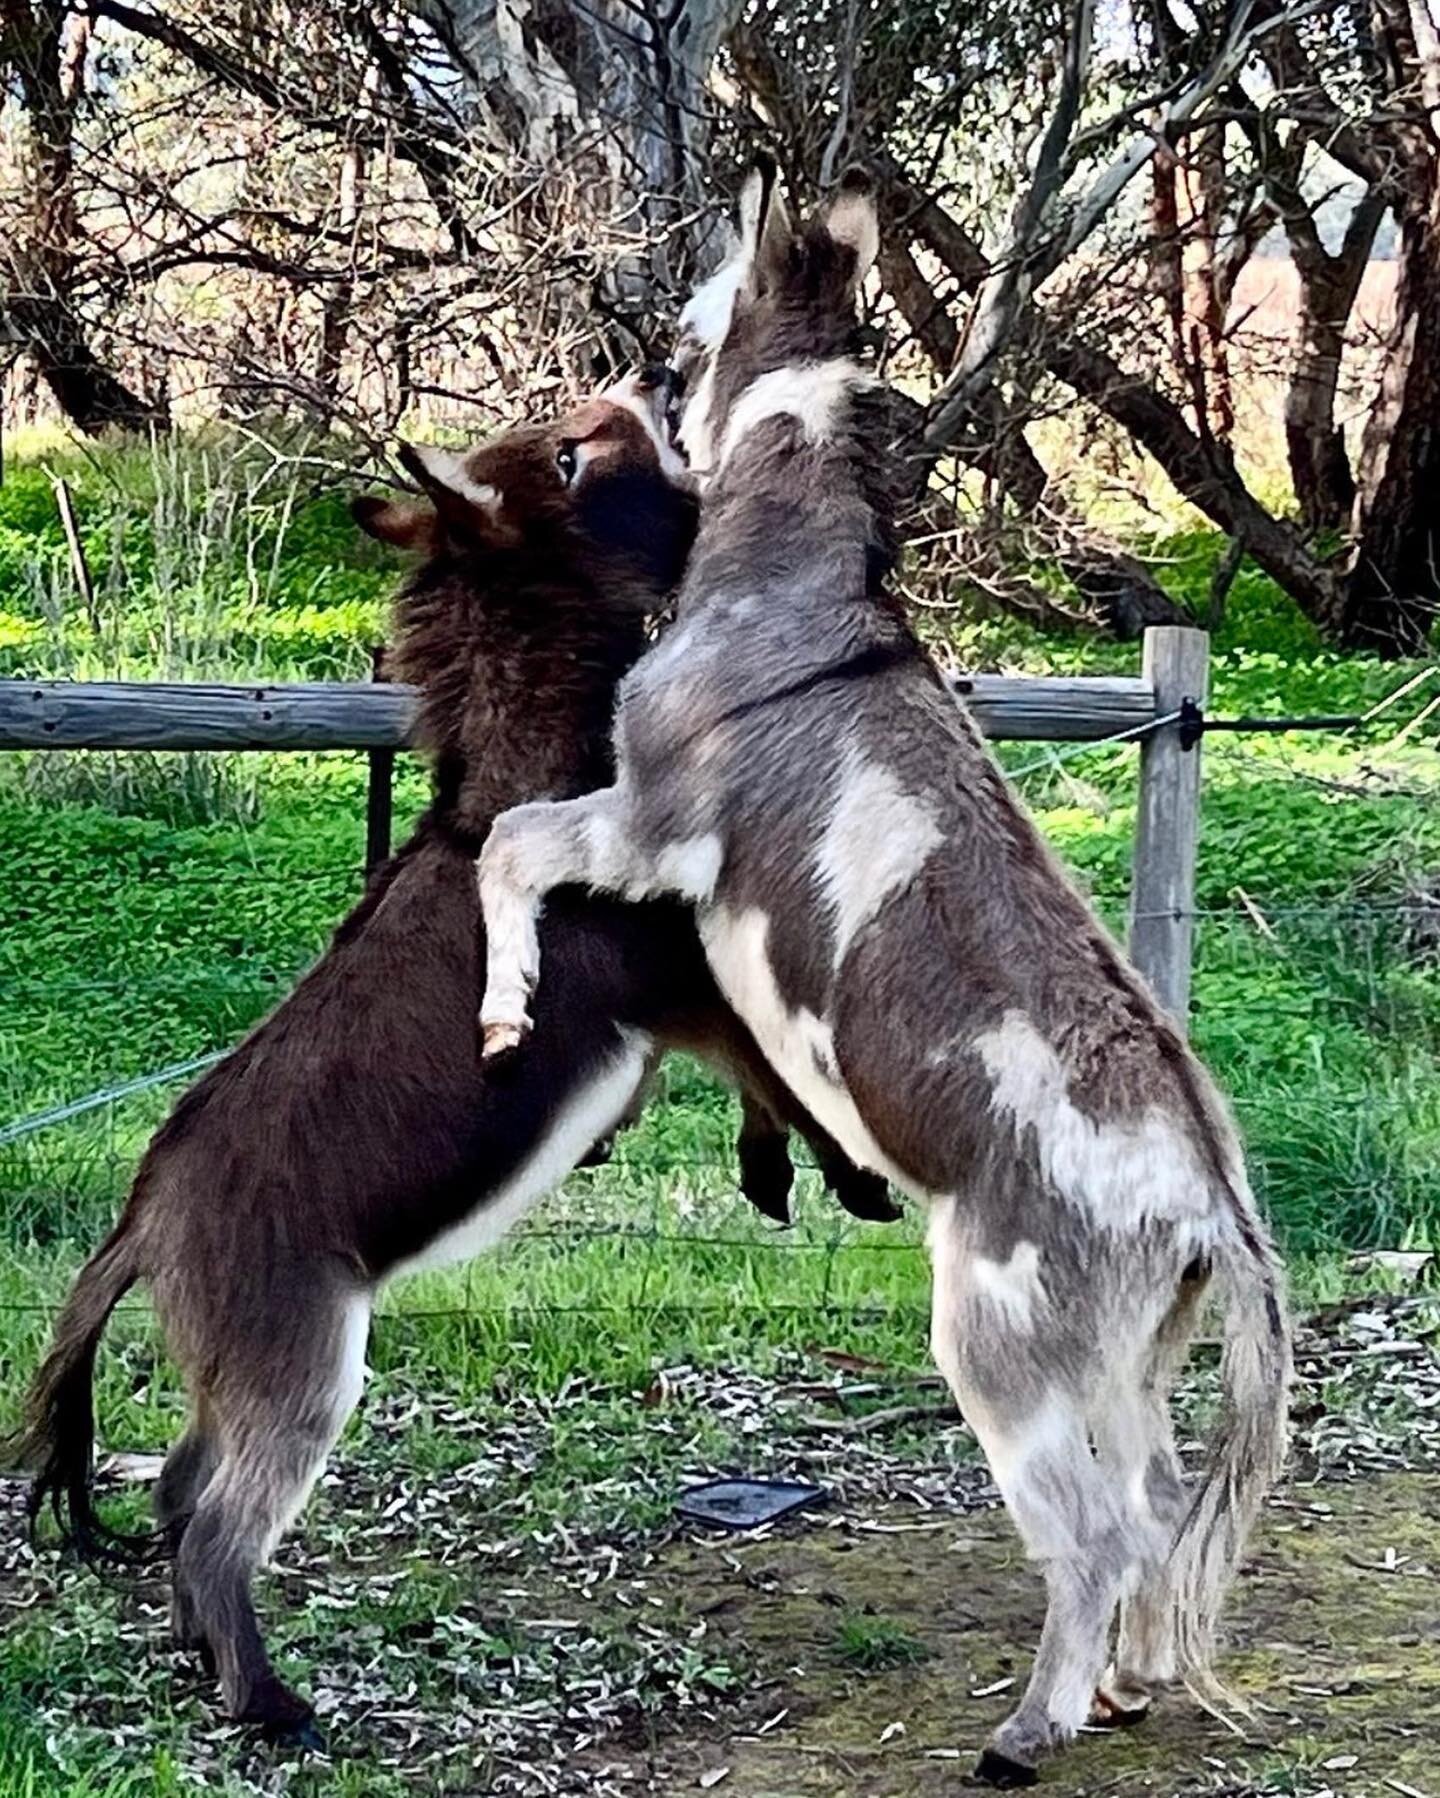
[481,1017,530,1059]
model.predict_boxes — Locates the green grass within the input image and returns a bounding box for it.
[0,434,1436,1308]
[833,1611,931,1671]
[0,432,1434,1277]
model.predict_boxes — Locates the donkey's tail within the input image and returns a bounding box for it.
[1171,1222,1292,1699]
[2,1214,158,1563]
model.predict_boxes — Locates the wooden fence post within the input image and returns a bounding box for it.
[1128,626,1209,1030]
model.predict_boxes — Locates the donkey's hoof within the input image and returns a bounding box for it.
[834,1168,902,1222]
[971,1747,1039,1789]
[481,1017,530,1060]
[738,1134,794,1224]
[1089,1686,1151,1730]
[263,1715,326,1755]
[577,1133,616,1169]
[242,1673,322,1750]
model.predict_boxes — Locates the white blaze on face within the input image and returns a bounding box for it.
[975,1009,1217,1231]
[717,360,872,469]
[599,374,692,485]
[816,746,942,968]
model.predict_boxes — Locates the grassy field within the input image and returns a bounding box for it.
[0,432,1438,1796]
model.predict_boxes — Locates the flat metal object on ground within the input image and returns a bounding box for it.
[676,1478,826,1530]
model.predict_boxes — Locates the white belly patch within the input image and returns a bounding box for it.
[699,904,917,1193]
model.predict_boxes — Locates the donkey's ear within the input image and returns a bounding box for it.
[397,444,520,547]
[352,494,436,552]
[823,168,880,290]
[737,156,792,289]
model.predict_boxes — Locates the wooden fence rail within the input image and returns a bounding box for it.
[0,673,1156,751]
[0,627,1210,1026]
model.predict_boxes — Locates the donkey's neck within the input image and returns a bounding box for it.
[683,377,904,652]
[393,562,646,845]
[431,661,624,844]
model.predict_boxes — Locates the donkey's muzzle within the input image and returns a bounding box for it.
[638,363,684,400]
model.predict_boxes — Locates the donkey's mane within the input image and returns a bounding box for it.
[850,381,909,615]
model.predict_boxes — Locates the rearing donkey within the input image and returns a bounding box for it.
[474,171,1292,1786]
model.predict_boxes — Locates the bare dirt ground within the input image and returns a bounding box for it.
[607,1473,1440,1797]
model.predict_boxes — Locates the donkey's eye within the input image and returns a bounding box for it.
[556,443,579,484]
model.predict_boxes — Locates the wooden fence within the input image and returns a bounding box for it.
[0,625,1209,1025]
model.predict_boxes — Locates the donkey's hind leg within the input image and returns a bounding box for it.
[970,1396,1132,1783]
[175,1287,370,1741]
[155,1400,219,1543]
[155,1401,221,1652]
[1089,1387,1187,1726]
[1090,1266,1209,1725]
[929,1224,1131,1785]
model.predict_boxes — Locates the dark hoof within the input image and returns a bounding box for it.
[738,1136,794,1224]
[972,1748,1039,1789]
[577,1134,615,1169]
[833,1169,902,1222]
[262,1715,326,1754]
[241,1673,320,1749]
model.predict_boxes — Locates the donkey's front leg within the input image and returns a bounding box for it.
[477,788,663,1057]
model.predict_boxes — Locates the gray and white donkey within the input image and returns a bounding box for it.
[475,167,1292,1786]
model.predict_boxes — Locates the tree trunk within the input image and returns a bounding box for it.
[1,0,167,434]
[1046,333,1341,624]
[1343,165,1440,655]
[1285,298,1358,533]
[8,295,164,433]
[409,0,746,297]
[1284,193,1381,533]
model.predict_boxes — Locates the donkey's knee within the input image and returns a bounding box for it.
[154,1418,219,1544]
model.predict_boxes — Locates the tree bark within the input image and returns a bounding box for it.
[0,0,167,434]
[1343,161,1440,654]
[410,0,747,290]
[1281,186,1382,533]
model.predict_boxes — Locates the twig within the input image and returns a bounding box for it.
[1233,885,1279,943]
[51,475,100,638]
[795,1402,958,1437]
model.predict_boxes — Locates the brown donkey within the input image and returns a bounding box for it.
[475,185,1293,1784]
[9,373,890,1747]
